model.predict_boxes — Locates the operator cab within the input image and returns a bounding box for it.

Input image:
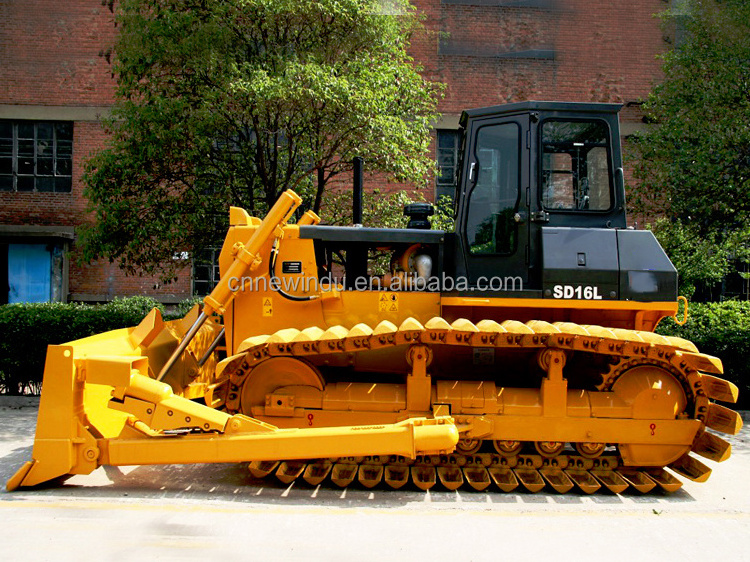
[299,101,675,303]
[450,101,633,297]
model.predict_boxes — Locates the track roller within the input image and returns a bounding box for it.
[494,440,523,456]
[535,441,564,458]
[574,442,606,459]
[456,439,483,455]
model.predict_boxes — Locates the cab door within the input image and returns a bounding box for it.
[457,115,530,290]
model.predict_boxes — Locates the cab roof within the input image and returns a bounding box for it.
[460,101,623,127]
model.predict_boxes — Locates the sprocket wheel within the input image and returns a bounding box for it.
[598,357,695,412]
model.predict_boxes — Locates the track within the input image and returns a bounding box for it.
[216,317,742,494]
[248,452,683,494]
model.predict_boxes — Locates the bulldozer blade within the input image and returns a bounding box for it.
[692,430,731,463]
[411,466,437,491]
[565,469,601,494]
[302,461,332,486]
[488,467,519,492]
[7,323,458,491]
[616,470,657,493]
[463,467,491,491]
[514,468,545,493]
[249,460,280,479]
[331,463,358,488]
[384,465,410,489]
[645,468,683,492]
[276,461,307,484]
[6,345,105,491]
[437,466,464,490]
[669,454,712,483]
[539,467,574,494]
[5,462,35,493]
[590,470,629,494]
[358,464,384,488]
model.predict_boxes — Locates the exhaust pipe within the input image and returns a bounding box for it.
[353,156,363,226]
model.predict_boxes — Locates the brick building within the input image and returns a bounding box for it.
[0,0,671,304]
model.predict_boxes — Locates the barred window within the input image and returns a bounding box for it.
[436,130,460,187]
[0,121,73,193]
[436,129,461,202]
[192,247,221,296]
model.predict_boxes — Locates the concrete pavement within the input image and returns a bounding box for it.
[1,397,749,561]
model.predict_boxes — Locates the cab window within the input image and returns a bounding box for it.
[541,120,612,211]
[466,122,520,255]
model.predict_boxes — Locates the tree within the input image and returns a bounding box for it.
[629,0,750,298]
[80,0,443,280]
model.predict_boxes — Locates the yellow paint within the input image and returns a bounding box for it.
[441,296,678,313]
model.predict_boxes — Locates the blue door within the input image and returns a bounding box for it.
[7,243,51,303]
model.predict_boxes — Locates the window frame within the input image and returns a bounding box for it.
[192,247,222,297]
[0,120,73,193]
[436,129,462,190]
[465,121,522,257]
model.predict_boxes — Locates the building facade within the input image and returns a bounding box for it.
[0,0,671,303]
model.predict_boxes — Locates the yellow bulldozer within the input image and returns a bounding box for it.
[8,101,742,494]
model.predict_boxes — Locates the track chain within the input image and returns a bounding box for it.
[217,317,740,494]
[248,452,684,494]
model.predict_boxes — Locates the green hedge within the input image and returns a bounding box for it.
[657,301,750,409]
[2,298,747,409]
[0,297,194,395]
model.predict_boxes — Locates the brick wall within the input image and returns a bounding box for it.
[412,0,666,119]
[0,0,670,301]
[0,1,117,106]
